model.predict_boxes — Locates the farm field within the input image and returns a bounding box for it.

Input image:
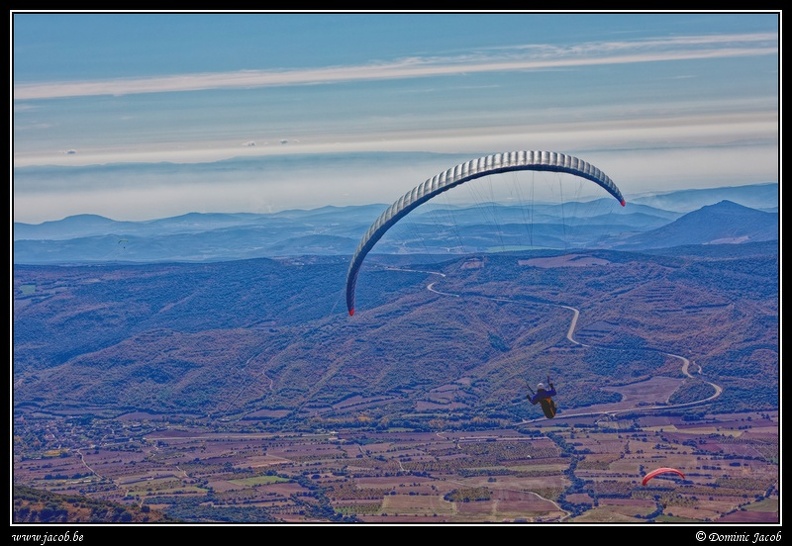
[13,409,778,523]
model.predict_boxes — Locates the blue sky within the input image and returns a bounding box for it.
[12,12,779,223]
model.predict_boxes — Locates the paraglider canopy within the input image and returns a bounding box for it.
[345,150,626,316]
[642,467,685,486]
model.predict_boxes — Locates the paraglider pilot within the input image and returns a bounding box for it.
[527,376,557,418]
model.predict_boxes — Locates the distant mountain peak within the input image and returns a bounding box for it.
[619,199,777,250]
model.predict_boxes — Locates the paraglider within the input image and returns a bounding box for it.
[345,151,626,315]
[642,467,685,486]
[526,375,558,419]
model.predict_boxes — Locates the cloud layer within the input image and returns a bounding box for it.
[13,32,777,100]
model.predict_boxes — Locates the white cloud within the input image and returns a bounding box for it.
[12,32,777,101]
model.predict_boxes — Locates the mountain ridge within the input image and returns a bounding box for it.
[616,200,778,250]
[13,183,779,264]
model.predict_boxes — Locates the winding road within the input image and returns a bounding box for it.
[396,265,724,422]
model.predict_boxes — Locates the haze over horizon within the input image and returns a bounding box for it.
[12,11,779,224]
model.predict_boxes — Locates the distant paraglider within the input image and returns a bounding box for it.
[345,151,626,316]
[642,467,685,486]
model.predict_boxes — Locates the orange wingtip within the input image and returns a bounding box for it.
[349,309,355,316]
[620,199,626,207]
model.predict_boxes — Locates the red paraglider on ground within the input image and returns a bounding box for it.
[642,467,685,486]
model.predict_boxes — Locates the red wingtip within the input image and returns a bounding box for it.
[620,199,626,207]
[349,309,355,316]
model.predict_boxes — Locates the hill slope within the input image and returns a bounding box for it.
[13,242,778,427]
[13,485,174,523]
[617,200,778,250]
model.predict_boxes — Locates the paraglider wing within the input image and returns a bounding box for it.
[642,467,685,486]
[345,151,626,315]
